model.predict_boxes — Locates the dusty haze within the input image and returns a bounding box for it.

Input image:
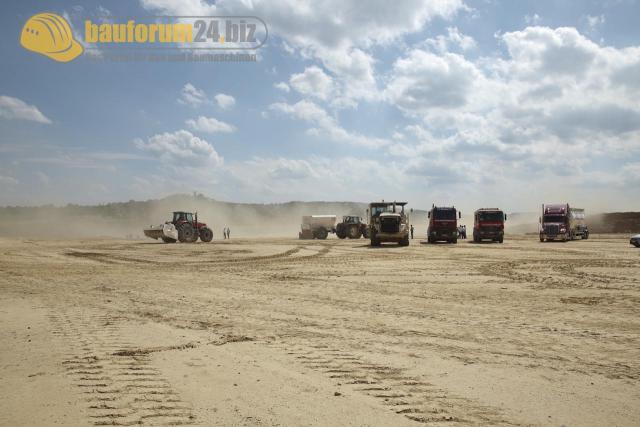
[0,194,637,239]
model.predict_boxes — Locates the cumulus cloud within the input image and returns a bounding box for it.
[269,100,388,148]
[274,82,290,92]
[289,66,334,100]
[214,93,236,109]
[500,26,599,78]
[386,50,478,111]
[141,0,467,106]
[0,95,51,124]
[178,83,209,107]
[424,27,477,52]
[134,130,223,167]
[186,116,235,133]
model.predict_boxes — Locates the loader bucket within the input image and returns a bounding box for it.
[143,223,178,243]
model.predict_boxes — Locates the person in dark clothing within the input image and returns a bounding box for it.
[410,224,414,239]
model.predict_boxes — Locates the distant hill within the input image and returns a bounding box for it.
[0,194,637,238]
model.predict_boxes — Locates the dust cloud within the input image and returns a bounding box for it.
[0,194,636,239]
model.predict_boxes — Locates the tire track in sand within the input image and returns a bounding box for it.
[268,341,514,426]
[49,309,196,426]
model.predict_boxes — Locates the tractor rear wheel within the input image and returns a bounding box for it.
[199,227,213,243]
[347,225,361,239]
[178,223,196,243]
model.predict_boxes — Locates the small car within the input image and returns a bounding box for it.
[631,234,640,248]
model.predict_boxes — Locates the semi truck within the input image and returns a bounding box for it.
[299,215,337,240]
[473,208,506,243]
[427,205,461,243]
[539,204,589,242]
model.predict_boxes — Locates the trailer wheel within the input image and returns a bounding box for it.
[315,227,328,240]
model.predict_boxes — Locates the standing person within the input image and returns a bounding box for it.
[222,227,227,239]
[410,224,414,239]
[226,227,231,239]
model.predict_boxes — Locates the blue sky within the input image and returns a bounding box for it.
[1,0,639,211]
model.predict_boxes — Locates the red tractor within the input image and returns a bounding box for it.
[145,211,213,243]
[171,211,213,243]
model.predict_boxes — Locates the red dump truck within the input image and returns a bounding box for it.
[539,204,589,242]
[473,208,506,243]
[427,205,461,243]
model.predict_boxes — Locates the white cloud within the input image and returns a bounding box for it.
[425,27,477,52]
[274,82,290,92]
[289,66,334,100]
[134,130,223,167]
[269,100,387,148]
[186,116,235,133]
[139,0,216,15]
[500,26,599,78]
[0,175,19,185]
[386,49,478,112]
[214,93,236,109]
[178,83,209,107]
[585,14,605,31]
[141,0,467,106]
[525,14,541,25]
[0,96,51,124]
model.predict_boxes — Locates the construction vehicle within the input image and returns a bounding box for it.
[427,205,461,243]
[368,201,410,246]
[299,215,336,239]
[144,211,213,243]
[539,204,589,242]
[336,216,368,239]
[473,208,507,243]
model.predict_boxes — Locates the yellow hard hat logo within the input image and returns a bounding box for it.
[20,13,83,62]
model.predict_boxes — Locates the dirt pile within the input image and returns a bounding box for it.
[589,212,640,233]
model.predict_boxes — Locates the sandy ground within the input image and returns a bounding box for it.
[0,234,639,426]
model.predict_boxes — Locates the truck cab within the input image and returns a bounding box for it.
[427,205,460,243]
[473,208,506,243]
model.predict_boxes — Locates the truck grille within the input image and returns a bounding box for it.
[381,218,400,233]
[482,226,499,233]
[545,224,559,235]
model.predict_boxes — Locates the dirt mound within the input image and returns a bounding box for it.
[589,212,640,233]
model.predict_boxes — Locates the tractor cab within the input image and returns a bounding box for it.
[172,211,194,224]
[342,215,362,224]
